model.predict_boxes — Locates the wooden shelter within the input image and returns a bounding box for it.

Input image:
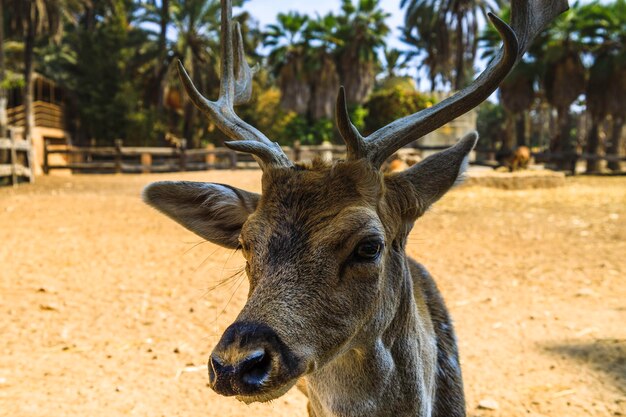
[6,74,70,175]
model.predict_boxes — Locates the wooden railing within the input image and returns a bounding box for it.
[42,139,625,175]
[43,140,348,174]
[532,151,626,174]
[7,101,64,130]
[0,129,34,185]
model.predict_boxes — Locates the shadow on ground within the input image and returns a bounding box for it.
[545,339,626,393]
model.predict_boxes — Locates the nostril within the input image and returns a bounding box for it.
[208,355,224,386]
[239,350,272,387]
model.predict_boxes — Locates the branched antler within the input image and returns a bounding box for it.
[177,0,292,169]
[337,0,569,168]
[179,0,567,171]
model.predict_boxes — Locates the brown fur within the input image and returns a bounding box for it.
[143,134,477,417]
[497,146,532,172]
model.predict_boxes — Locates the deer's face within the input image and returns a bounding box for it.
[216,162,390,402]
[143,136,475,403]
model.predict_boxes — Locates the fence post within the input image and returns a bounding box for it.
[9,129,17,186]
[114,139,123,174]
[140,152,152,174]
[293,140,301,162]
[43,139,50,174]
[320,141,333,163]
[229,150,238,169]
[179,139,187,172]
[570,152,579,176]
[205,143,215,168]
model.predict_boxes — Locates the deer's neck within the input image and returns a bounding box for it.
[305,257,438,417]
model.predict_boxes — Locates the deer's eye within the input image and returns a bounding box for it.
[354,239,383,262]
[238,237,250,253]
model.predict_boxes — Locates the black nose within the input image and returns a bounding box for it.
[208,349,272,395]
[208,321,302,397]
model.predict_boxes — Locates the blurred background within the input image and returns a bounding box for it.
[0,0,625,177]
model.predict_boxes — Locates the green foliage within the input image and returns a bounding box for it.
[334,0,390,64]
[401,0,502,90]
[364,86,433,134]
[349,105,368,133]
[476,101,505,150]
[4,0,626,155]
[69,12,154,145]
[0,70,23,90]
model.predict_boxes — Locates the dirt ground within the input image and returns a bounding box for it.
[0,171,624,417]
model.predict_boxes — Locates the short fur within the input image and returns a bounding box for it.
[143,134,477,417]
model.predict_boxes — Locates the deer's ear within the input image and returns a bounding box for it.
[399,132,477,215]
[142,181,260,248]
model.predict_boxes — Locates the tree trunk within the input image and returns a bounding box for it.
[454,12,464,91]
[24,11,36,142]
[502,110,515,151]
[607,116,624,171]
[550,106,574,170]
[339,48,375,105]
[515,112,526,147]
[279,58,311,116]
[183,56,200,147]
[310,55,339,121]
[429,72,436,93]
[156,0,169,111]
[0,0,7,139]
[155,0,169,145]
[585,120,600,173]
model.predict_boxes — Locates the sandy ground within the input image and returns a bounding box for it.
[0,171,625,417]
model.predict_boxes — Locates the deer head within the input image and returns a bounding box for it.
[144,0,567,406]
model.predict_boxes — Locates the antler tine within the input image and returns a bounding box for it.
[177,0,292,169]
[347,0,568,168]
[233,21,253,105]
[336,86,367,160]
[218,0,235,106]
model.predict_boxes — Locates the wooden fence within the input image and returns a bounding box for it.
[0,129,34,185]
[532,151,626,174]
[41,140,625,175]
[43,140,348,174]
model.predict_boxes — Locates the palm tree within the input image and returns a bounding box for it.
[583,53,612,172]
[169,0,225,144]
[498,63,535,148]
[334,0,389,105]
[382,48,408,80]
[605,64,626,171]
[307,13,341,121]
[139,0,171,115]
[402,0,501,91]
[0,0,7,138]
[539,8,586,163]
[569,0,626,172]
[6,0,85,141]
[401,2,451,92]
[264,12,312,115]
[480,8,539,149]
[595,0,626,171]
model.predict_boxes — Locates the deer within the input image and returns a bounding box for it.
[497,145,532,171]
[143,1,567,416]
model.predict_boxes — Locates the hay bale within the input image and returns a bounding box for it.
[465,169,566,190]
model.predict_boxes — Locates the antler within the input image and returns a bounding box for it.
[338,0,569,168]
[177,0,292,169]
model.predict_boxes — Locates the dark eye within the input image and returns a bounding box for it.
[238,238,249,253]
[354,240,383,262]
